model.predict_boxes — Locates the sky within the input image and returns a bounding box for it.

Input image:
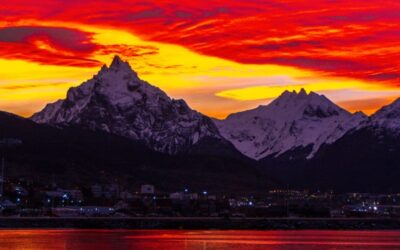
[0,0,400,118]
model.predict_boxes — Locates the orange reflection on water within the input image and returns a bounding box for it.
[0,230,400,250]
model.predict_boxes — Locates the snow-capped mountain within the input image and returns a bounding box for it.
[369,98,400,134]
[29,55,397,162]
[31,55,221,154]
[215,89,367,160]
[274,97,400,191]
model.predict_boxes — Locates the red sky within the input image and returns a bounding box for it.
[1,0,400,118]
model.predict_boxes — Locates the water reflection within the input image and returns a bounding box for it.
[0,230,400,250]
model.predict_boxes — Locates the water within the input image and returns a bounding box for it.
[0,230,399,249]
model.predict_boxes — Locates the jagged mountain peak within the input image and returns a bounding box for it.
[215,89,367,160]
[280,88,310,98]
[108,55,134,72]
[279,88,320,97]
[272,88,339,111]
[96,56,136,78]
[31,55,222,154]
[229,89,346,123]
[226,88,344,121]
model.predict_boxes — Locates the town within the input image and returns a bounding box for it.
[1,177,400,218]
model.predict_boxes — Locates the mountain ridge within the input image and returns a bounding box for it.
[31,56,400,162]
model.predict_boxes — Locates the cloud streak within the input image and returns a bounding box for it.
[1,1,399,86]
[0,26,101,67]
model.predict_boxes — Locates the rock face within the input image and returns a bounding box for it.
[31,56,221,154]
[215,89,367,160]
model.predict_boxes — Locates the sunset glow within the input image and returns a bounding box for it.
[1,1,400,118]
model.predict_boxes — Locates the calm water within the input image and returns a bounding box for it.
[0,230,400,250]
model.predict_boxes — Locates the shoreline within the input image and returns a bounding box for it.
[1,217,400,230]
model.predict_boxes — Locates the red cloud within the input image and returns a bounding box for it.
[1,0,400,85]
[0,26,101,67]
[0,26,160,67]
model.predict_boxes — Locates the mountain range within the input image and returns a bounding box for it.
[2,55,400,192]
